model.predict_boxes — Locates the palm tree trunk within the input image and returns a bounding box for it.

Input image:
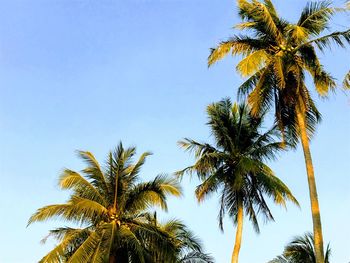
[231,203,243,263]
[296,104,325,263]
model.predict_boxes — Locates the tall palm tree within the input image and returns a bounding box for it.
[28,143,185,263]
[177,99,298,263]
[208,1,350,262]
[268,232,331,263]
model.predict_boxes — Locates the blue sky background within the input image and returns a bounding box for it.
[0,0,349,262]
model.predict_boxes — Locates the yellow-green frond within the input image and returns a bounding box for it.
[288,25,309,42]
[208,42,234,66]
[247,69,268,116]
[59,169,107,205]
[273,56,286,88]
[253,0,282,42]
[28,197,108,226]
[314,71,336,96]
[69,196,108,219]
[236,50,269,77]
[39,232,80,263]
[28,204,71,226]
[159,178,182,198]
[124,151,152,178]
[234,21,257,30]
[67,231,102,263]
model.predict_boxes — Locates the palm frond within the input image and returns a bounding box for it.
[78,151,109,195]
[125,174,182,212]
[343,70,350,89]
[236,50,270,77]
[39,228,89,263]
[180,251,215,263]
[256,164,299,207]
[297,1,335,36]
[125,151,152,181]
[59,169,107,205]
[67,231,103,263]
[208,36,266,66]
[195,169,222,202]
[301,29,350,51]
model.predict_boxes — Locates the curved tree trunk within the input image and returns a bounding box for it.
[231,203,243,263]
[296,104,325,263]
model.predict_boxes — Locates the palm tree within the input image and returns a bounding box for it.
[268,232,331,263]
[177,99,298,263]
[28,143,186,263]
[208,1,350,262]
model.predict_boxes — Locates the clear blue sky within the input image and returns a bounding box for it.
[0,0,349,262]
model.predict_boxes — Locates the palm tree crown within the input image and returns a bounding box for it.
[28,143,202,263]
[209,0,350,142]
[177,98,298,263]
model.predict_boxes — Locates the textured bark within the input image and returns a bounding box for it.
[231,204,244,263]
[296,103,325,263]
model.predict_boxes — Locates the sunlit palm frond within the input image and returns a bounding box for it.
[236,50,270,77]
[208,36,266,66]
[29,196,109,226]
[39,228,90,263]
[67,230,104,263]
[343,70,350,89]
[125,151,152,181]
[256,164,299,207]
[195,168,223,202]
[124,174,181,212]
[78,151,109,196]
[59,169,107,205]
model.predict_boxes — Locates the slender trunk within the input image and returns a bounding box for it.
[231,203,243,263]
[296,103,324,263]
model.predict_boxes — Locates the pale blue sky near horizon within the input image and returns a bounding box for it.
[0,0,349,262]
